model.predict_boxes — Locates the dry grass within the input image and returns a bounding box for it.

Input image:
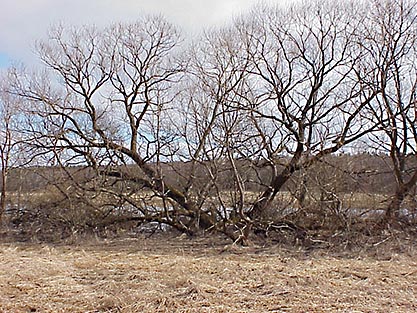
[0,236,416,313]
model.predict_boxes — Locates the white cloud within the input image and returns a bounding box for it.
[0,0,293,66]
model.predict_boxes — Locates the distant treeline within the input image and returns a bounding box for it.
[4,153,416,196]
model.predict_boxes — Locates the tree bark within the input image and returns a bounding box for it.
[249,170,293,220]
[0,163,6,223]
[385,171,417,221]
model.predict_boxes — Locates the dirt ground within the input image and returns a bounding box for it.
[0,235,416,313]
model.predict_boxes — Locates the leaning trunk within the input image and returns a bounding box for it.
[249,171,292,220]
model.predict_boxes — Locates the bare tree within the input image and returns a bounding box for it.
[11,17,219,234]
[9,0,415,241]
[224,1,381,220]
[0,71,24,222]
[167,0,386,241]
[170,26,256,241]
[363,0,417,221]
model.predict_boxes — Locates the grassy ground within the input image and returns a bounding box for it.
[0,235,416,313]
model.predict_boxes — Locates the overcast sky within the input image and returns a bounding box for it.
[0,0,296,68]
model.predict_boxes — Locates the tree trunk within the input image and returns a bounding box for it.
[249,171,292,220]
[0,169,6,223]
[385,171,417,222]
[385,188,404,221]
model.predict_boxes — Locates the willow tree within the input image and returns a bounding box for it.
[0,70,29,223]
[12,17,217,234]
[363,0,417,221]
[12,1,415,241]
[225,1,381,220]
[173,27,255,241]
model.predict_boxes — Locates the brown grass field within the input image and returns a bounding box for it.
[0,235,416,313]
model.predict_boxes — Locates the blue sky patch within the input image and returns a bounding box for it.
[0,53,11,68]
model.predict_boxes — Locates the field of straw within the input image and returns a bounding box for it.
[0,235,416,312]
